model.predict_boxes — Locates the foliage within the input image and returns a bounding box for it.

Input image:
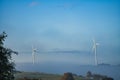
[86,71,92,77]
[0,32,18,80]
[61,72,74,80]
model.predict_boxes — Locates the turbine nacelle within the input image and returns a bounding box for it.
[32,46,37,64]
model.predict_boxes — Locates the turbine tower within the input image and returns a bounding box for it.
[32,46,37,64]
[92,38,99,66]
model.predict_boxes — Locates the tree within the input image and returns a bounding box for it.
[61,72,74,80]
[86,71,92,77]
[0,32,18,80]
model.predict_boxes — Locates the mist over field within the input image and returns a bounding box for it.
[15,62,120,80]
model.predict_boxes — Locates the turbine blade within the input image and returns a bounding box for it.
[92,38,95,51]
[92,45,95,51]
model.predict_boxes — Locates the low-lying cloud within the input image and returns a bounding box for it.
[29,2,39,7]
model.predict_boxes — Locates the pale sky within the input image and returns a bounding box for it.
[0,0,120,65]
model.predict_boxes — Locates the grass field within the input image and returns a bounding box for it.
[15,71,113,80]
[15,71,84,80]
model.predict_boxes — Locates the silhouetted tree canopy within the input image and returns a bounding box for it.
[0,32,18,80]
[86,71,92,77]
[61,72,74,80]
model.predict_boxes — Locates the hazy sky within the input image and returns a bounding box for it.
[0,0,120,65]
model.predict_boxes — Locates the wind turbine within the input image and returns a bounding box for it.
[92,38,99,66]
[32,45,37,64]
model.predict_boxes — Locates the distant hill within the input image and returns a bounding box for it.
[117,64,120,66]
[98,63,111,66]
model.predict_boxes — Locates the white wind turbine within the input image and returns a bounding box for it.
[32,45,37,64]
[92,38,99,66]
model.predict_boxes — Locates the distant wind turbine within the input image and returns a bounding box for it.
[92,38,99,66]
[32,45,37,64]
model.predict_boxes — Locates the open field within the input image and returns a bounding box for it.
[15,72,62,80]
[15,71,113,80]
[15,71,84,80]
